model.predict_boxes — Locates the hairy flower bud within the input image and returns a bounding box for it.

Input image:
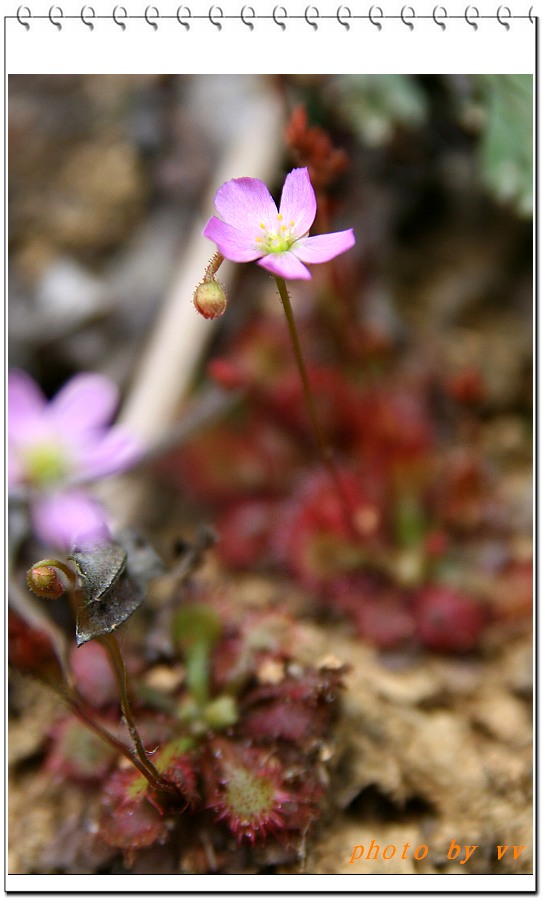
[27,564,65,599]
[193,279,228,320]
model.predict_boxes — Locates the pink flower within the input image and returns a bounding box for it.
[203,167,355,281]
[8,370,141,549]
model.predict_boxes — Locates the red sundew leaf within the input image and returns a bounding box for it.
[242,667,343,707]
[272,467,386,590]
[240,700,328,746]
[352,595,416,649]
[211,611,301,694]
[216,498,279,569]
[239,665,345,747]
[152,738,199,806]
[98,770,169,852]
[46,717,118,782]
[163,418,299,505]
[8,610,64,682]
[69,641,118,708]
[326,575,417,649]
[159,429,268,503]
[352,387,435,468]
[202,740,308,845]
[413,585,488,653]
[263,366,360,445]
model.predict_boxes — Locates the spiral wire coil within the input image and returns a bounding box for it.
[13,4,535,31]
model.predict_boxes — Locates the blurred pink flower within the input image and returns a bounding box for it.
[203,167,355,281]
[8,370,141,549]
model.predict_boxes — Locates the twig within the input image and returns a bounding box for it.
[103,82,284,529]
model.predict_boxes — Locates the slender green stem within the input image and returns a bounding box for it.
[34,664,163,785]
[56,682,152,777]
[274,277,331,457]
[274,275,360,540]
[99,632,175,794]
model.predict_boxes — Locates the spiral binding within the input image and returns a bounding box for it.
[12,4,535,32]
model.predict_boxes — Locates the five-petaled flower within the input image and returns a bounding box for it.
[8,370,141,550]
[203,167,355,281]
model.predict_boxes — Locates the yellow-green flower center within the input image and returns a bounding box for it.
[23,442,71,487]
[255,213,296,254]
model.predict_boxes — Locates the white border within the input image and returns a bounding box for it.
[3,2,537,75]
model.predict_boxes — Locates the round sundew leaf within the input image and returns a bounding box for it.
[99,770,168,852]
[46,717,117,781]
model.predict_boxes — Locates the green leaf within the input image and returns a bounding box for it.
[475,75,533,217]
[335,74,429,147]
[172,603,223,706]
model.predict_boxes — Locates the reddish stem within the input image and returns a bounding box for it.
[274,275,361,542]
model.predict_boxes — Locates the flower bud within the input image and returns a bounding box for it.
[193,279,228,320]
[27,564,65,599]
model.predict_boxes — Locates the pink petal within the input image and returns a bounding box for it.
[214,177,278,232]
[77,428,142,479]
[33,490,109,551]
[278,168,317,239]
[293,229,356,264]
[8,370,48,443]
[8,454,23,488]
[203,216,263,263]
[49,373,120,436]
[257,251,312,281]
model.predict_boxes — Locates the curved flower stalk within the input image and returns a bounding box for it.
[200,166,358,537]
[8,370,141,549]
[203,166,355,281]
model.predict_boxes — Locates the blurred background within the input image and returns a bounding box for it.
[8,74,531,396]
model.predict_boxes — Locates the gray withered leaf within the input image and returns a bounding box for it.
[74,569,145,647]
[69,543,127,604]
[70,537,155,647]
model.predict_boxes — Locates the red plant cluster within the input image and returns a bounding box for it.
[8,611,63,682]
[158,303,531,655]
[16,597,345,868]
[285,104,349,196]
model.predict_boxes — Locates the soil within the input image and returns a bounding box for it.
[8,610,533,874]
